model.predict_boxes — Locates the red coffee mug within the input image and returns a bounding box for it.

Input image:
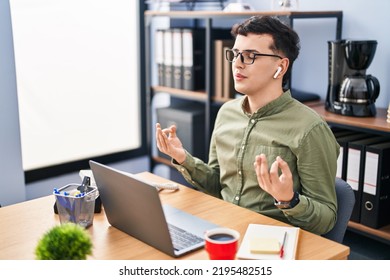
[204,228,240,260]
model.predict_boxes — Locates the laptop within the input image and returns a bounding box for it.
[89,160,219,258]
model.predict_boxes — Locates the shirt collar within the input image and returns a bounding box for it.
[241,90,293,119]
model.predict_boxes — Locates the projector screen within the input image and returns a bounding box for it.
[10,0,144,171]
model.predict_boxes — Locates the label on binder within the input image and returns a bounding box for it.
[182,31,193,67]
[363,151,379,195]
[347,148,360,191]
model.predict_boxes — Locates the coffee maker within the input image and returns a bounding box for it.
[325,40,380,117]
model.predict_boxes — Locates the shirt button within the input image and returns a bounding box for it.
[235,196,240,201]
[180,168,185,172]
[242,145,245,149]
[251,119,255,124]
[238,171,242,175]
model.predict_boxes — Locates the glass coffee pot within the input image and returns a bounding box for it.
[339,40,380,111]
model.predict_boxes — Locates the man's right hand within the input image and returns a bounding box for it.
[155,123,186,164]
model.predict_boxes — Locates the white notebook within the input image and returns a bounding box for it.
[237,224,300,260]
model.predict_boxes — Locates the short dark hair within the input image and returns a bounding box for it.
[231,16,300,86]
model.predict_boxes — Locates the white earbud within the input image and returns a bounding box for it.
[273,67,282,79]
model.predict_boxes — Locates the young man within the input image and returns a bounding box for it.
[155,16,340,235]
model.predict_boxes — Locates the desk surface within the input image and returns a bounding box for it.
[0,172,349,260]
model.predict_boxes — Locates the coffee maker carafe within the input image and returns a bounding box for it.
[326,40,380,117]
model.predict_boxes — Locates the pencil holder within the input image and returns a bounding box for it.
[54,184,99,228]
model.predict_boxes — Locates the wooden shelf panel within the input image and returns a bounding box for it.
[213,96,232,104]
[153,86,239,104]
[152,86,207,102]
[348,222,390,245]
[309,103,390,133]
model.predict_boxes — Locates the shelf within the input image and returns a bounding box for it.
[153,85,237,104]
[309,102,390,135]
[152,86,207,102]
[145,10,343,19]
[348,222,390,245]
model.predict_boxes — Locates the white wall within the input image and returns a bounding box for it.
[244,0,390,108]
[0,0,26,206]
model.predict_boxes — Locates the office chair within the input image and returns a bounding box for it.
[323,178,355,243]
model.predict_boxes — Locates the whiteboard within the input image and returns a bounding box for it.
[10,0,143,171]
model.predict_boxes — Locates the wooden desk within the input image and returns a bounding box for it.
[0,172,349,260]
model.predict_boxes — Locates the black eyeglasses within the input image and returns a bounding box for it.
[225,49,283,65]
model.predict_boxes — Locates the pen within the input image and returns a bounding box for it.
[280,231,287,259]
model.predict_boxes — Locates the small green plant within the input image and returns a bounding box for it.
[35,223,93,260]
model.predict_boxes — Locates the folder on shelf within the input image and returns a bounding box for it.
[172,28,183,89]
[155,29,165,86]
[163,28,173,88]
[214,39,233,100]
[223,46,235,99]
[361,141,390,229]
[335,133,374,180]
[182,28,205,91]
[346,136,388,222]
[331,129,355,179]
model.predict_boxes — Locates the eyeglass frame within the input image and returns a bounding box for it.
[225,49,283,65]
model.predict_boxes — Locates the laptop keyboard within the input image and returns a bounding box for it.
[168,223,204,251]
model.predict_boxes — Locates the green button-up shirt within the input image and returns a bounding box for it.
[173,91,340,235]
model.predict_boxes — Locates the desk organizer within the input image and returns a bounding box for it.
[54,184,99,228]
